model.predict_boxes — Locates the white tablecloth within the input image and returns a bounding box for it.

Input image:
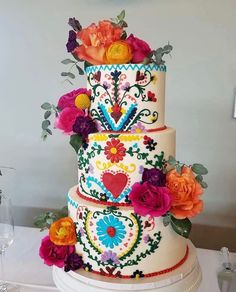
[1,226,232,291]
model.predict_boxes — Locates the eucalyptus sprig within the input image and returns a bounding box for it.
[34,206,68,231]
[167,155,208,189]
[147,43,173,66]
[41,102,59,140]
[61,55,84,85]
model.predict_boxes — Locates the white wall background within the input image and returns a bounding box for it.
[0,0,236,228]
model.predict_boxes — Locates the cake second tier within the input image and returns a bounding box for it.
[77,127,176,205]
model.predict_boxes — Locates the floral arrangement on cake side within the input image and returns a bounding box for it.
[37,10,208,276]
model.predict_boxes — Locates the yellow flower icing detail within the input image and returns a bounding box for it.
[90,134,108,141]
[85,211,103,253]
[118,214,139,258]
[121,108,126,114]
[118,135,142,142]
[108,107,113,113]
[75,94,91,109]
[96,161,136,173]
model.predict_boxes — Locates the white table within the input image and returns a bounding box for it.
[1,226,231,292]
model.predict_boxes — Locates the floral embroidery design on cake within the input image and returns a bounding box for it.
[104,138,126,163]
[88,64,161,131]
[143,135,157,151]
[96,215,126,248]
[101,251,120,264]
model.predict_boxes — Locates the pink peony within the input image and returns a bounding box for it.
[55,107,84,134]
[57,88,91,110]
[126,34,151,63]
[39,235,75,268]
[129,182,172,217]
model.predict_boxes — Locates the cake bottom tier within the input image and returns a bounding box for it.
[68,186,189,278]
[53,240,201,292]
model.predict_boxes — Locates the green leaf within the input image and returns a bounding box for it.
[70,135,83,153]
[195,174,203,182]
[41,102,51,110]
[46,128,52,135]
[117,10,125,21]
[42,120,50,130]
[41,130,48,140]
[163,215,171,227]
[119,20,128,28]
[167,155,176,165]
[67,72,76,79]
[44,110,51,119]
[76,65,84,75]
[176,164,182,173]
[200,181,208,189]
[191,163,208,175]
[61,59,75,65]
[170,216,192,238]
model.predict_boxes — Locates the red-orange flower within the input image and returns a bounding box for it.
[104,138,126,163]
[49,217,76,246]
[74,20,123,65]
[166,166,203,219]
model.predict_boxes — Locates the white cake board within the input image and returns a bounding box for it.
[53,241,201,292]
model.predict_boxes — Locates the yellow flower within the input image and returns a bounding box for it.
[75,94,91,109]
[49,217,76,246]
[105,41,133,64]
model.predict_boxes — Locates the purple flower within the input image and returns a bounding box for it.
[64,253,83,272]
[79,227,85,236]
[68,17,82,31]
[139,166,144,174]
[121,82,130,91]
[72,116,98,139]
[143,235,150,243]
[101,251,120,264]
[142,168,166,186]
[103,81,111,90]
[130,122,146,134]
[66,30,78,52]
[88,164,94,174]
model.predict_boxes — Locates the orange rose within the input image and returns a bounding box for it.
[74,45,106,65]
[74,20,123,65]
[49,217,76,246]
[105,41,133,64]
[166,166,203,219]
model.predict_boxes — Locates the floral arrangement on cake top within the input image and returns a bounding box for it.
[41,10,172,150]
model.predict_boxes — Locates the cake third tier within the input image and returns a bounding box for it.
[77,128,175,205]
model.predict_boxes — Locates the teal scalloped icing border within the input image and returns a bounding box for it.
[85,63,166,74]
[67,194,78,209]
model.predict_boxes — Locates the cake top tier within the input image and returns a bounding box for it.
[87,63,166,132]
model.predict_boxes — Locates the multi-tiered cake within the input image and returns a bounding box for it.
[38,11,208,292]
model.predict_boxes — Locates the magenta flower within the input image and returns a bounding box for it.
[142,168,166,187]
[54,107,84,135]
[101,251,120,264]
[39,235,75,268]
[126,34,151,63]
[121,82,130,91]
[129,182,172,217]
[57,88,90,110]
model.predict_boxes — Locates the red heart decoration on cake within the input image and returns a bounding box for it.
[136,70,145,81]
[102,172,128,199]
[94,71,101,82]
